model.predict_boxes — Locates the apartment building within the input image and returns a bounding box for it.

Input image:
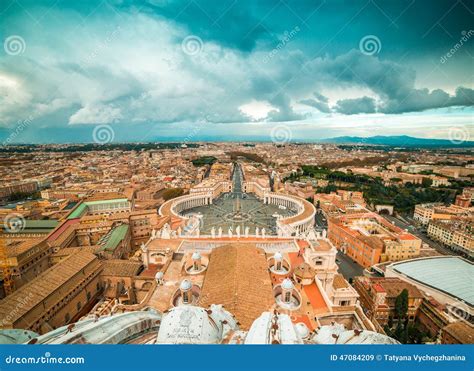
[427,220,473,258]
[328,213,421,267]
[413,203,470,226]
[354,276,424,326]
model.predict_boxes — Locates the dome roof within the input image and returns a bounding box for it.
[155,271,164,280]
[245,312,304,344]
[273,252,283,261]
[281,278,294,290]
[293,262,316,279]
[191,251,201,260]
[33,311,162,344]
[157,304,238,344]
[179,279,192,291]
[0,329,38,344]
[312,324,399,344]
[295,322,310,339]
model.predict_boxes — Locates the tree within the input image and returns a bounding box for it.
[162,188,184,201]
[388,316,393,328]
[422,177,433,188]
[395,289,409,321]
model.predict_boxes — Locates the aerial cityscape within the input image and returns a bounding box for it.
[0,0,473,369]
[0,143,472,345]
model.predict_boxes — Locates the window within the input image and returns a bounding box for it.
[65,313,70,323]
[183,291,189,304]
[86,292,91,301]
[77,302,82,311]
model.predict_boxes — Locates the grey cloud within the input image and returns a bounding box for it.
[267,93,306,121]
[313,92,329,103]
[299,98,331,113]
[306,50,474,114]
[299,91,331,113]
[334,96,376,114]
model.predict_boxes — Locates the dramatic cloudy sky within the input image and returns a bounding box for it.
[0,0,473,143]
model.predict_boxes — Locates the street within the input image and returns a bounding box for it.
[382,214,456,256]
[335,250,364,280]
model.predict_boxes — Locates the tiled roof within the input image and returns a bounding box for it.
[199,244,274,330]
[0,251,99,324]
[102,260,143,276]
[333,274,349,290]
[47,218,80,241]
[85,193,128,202]
[52,246,100,257]
[443,321,474,344]
[3,238,44,258]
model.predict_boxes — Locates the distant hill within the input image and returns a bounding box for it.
[321,135,474,147]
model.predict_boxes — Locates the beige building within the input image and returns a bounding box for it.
[0,237,54,297]
[427,220,473,258]
[0,251,102,334]
[384,238,422,262]
[413,203,471,226]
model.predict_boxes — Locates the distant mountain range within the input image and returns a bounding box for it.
[320,135,473,147]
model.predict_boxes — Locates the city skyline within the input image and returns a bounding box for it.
[0,0,473,144]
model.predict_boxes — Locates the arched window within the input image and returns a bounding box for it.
[183,291,190,304]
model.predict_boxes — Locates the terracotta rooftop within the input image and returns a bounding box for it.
[199,244,274,330]
[368,278,423,298]
[85,192,128,202]
[333,274,349,290]
[443,321,474,344]
[52,246,100,258]
[102,260,143,276]
[46,218,80,242]
[0,251,100,325]
[280,197,315,225]
[3,237,44,258]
